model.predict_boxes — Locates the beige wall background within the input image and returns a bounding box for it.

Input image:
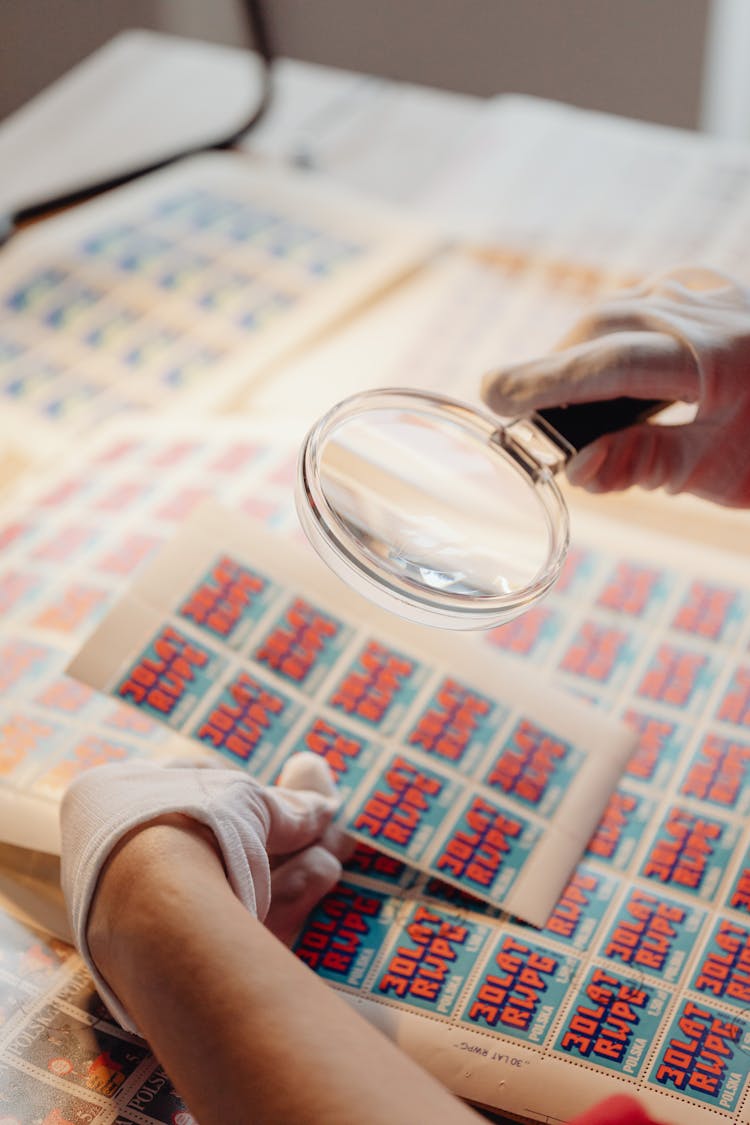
[0,0,712,131]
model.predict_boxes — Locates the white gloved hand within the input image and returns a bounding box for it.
[482,267,750,507]
[60,752,343,1031]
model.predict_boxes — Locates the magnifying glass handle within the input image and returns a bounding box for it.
[534,397,671,457]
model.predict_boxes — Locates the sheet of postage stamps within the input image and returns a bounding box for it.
[0,417,308,855]
[67,503,637,926]
[0,152,435,433]
[2,416,750,1122]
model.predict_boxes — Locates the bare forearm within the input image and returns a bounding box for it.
[89,819,481,1125]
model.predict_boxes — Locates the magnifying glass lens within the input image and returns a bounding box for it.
[297,392,569,629]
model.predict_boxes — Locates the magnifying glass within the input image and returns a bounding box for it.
[296,388,666,630]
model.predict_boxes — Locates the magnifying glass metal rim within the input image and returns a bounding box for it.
[296,387,571,630]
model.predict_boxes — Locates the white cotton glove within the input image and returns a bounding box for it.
[482,267,750,507]
[60,752,344,1031]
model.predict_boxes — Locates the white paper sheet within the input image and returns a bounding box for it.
[421,95,750,283]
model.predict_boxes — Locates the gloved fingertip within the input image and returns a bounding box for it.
[567,442,609,487]
[266,847,343,944]
[322,822,357,862]
[279,751,339,800]
[480,368,504,399]
[263,779,341,857]
[480,369,518,413]
[272,846,342,901]
[306,845,343,887]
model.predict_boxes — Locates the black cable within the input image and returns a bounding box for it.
[1,0,274,246]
